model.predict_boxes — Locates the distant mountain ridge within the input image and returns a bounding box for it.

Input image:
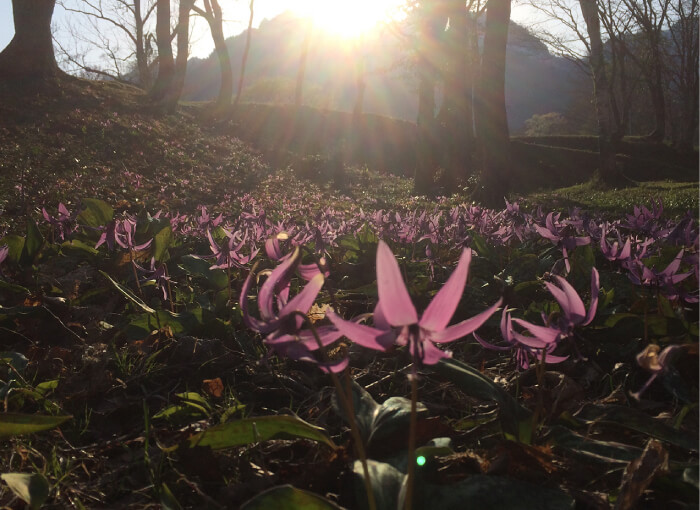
[182,11,582,131]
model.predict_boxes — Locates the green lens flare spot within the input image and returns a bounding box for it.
[416,455,426,466]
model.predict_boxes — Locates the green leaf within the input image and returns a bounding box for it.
[21,220,44,264]
[0,351,28,373]
[154,392,212,422]
[415,438,454,460]
[0,305,43,322]
[331,380,379,444]
[241,485,345,510]
[178,415,336,451]
[1,473,50,509]
[178,255,229,290]
[502,254,539,284]
[338,234,360,252]
[77,198,114,228]
[432,358,531,441]
[159,482,182,510]
[125,309,205,339]
[353,459,404,510]
[153,226,173,263]
[368,396,428,448]
[683,466,699,489]
[176,392,212,412]
[406,474,575,510]
[469,231,493,260]
[0,413,72,439]
[60,239,99,258]
[99,270,156,314]
[0,279,30,296]
[546,425,642,464]
[574,404,698,452]
[34,380,59,397]
[332,381,428,449]
[0,235,26,264]
[153,404,206,423]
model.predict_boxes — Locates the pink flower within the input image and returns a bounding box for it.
[544,268,599,337]
[475,310,565,370]
[328,241,502,365]
[240,247,345,373]
[630,344,683,400]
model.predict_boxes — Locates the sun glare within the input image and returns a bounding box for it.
[293,0,404,38]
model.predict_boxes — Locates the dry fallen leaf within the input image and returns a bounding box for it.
[202,377,224,398]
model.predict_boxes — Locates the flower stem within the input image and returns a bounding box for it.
[404,365,418,510]
[291,312,377,510]
[130,249,143,298]
[532,349,547,434]
[164,263,175,313]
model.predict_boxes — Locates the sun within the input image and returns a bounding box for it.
[293,0,404,38]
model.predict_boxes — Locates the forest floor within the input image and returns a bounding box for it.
[0,77,698,509]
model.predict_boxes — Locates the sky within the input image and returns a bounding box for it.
[0,1,546,62]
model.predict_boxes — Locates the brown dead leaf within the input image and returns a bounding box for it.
[308,303,332,324]
[615,439,669,510]
[202,377,224,398]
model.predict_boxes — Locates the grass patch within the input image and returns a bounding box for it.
[519,180,699,219]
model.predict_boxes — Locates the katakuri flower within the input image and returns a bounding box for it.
[328,241,502,365]
[544,267,599,337]
[240,246,345,373]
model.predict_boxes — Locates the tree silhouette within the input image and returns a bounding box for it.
[0,0,62,84]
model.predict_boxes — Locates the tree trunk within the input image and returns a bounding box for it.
[579,0,620,184]
[207,0,233,109]
[439,0,475,186]
[233,0,255,108]
[413,6,440,194]
[0,0,59,82]
[134,0,152,89]
[414,71,436,193]
[165,0,194,110]
[150,0,175,103]
[476,0,511,204]
[647,50,666,141]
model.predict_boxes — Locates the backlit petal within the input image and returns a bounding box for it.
[240,270,279,334]
[583,267,599,325]
[420,248,471,331]
[279,273,324,328]
[511,318,561,344]
[327,310,393,351]
[259,247,300,321]
[431,298,502,343]
[376,241,418,326]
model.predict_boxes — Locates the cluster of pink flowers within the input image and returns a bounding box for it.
[1,196,694,398]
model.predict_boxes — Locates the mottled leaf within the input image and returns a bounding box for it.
[1,473,50,510]
[179,415,336,450]
[0,413,72,439]
[241,485,345,509]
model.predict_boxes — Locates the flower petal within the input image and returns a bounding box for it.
[259,247,300,321]
[266,325,342,350]
[431,298,502,343]
[548,275,586,322]
[583,267,599,325]
[327,310,393,351]
[411,337,451,365]
[279,273,324,328]
[511,318,561,344]
[240,270,279,334]
[420,248,471,332]
[373,301,391,330]
[473,332,511,351]
[376,241,418,326]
